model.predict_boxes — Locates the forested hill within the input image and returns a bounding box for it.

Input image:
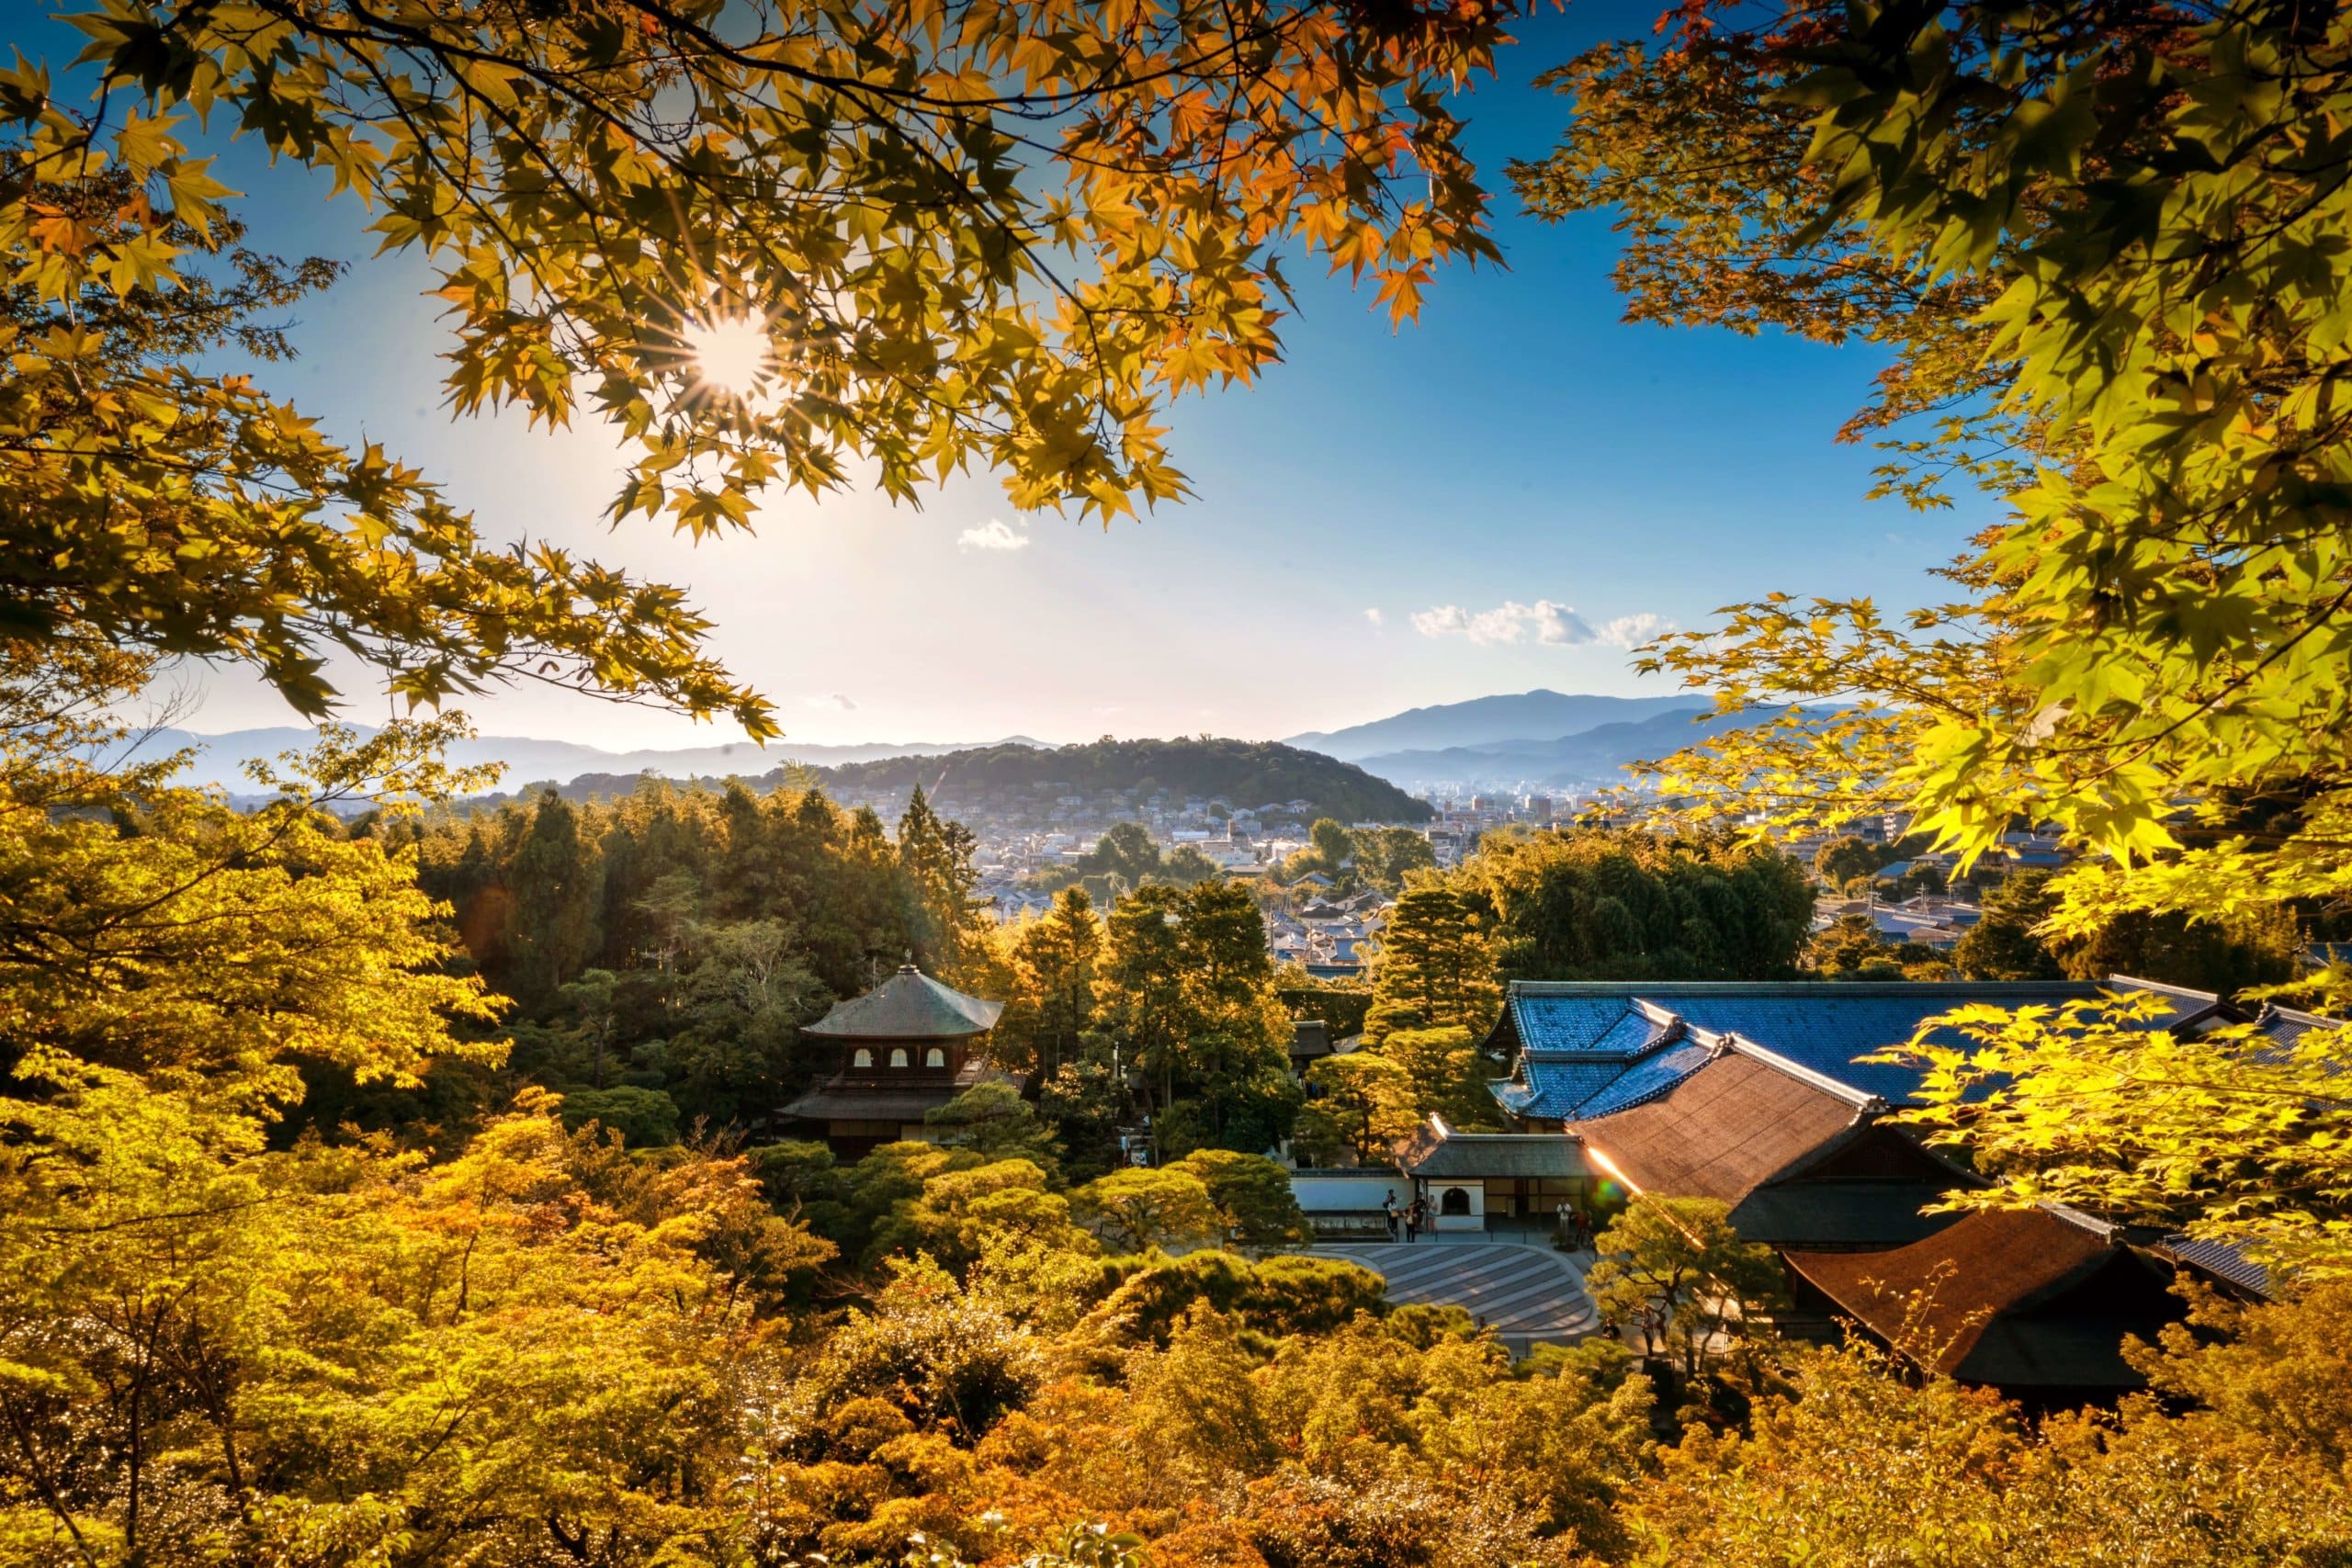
[503,737,1433,822]
[822,737,1431,820]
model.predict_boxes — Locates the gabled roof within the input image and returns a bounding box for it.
[1566,1039,1880,1206]
[1561,1041,1715,1121]
[1566,1036,1982,1248]
[1787,1206,2182,1390]
[802,964,1004,1040]
[1397,1120,1584,1180]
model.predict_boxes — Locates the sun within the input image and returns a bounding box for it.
[680,312,773,398]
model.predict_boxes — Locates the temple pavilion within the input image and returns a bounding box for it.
[779,964,1006,1156]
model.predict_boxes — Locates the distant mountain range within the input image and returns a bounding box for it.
[458,738,1432,825]
[151,688,1739,803]
[141,725,1042,794]
[819,738,1430,822]
[1284,690,1710,762]
[1351,706,1758,791]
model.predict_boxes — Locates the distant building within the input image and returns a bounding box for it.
[778,964,1008,1157]
[1288,1019,1336,1077]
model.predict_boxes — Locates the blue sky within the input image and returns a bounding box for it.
[23,3,1992,750]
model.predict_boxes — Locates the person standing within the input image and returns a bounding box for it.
[1405,1194,1426,1244]
[1383,1190,1400,1242]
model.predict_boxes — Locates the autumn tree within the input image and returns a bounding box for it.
[8,0,1544,730]
[1518,0,2352,1268]
[1170,1149,1310,1248]
[0,646,838,1561]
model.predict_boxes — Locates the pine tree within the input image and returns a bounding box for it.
[1018,887,1104,1079]
[504,790,605,1010]
[898,784,984,978]
[1365,886,1500,1043]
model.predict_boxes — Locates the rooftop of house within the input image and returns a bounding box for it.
[1488,978,2223,1119]
[1566,1037,1882,1203]
[1785,1205,2183,1391]
[1396,1117,1585,1180]
[1565,1034,1984,1248]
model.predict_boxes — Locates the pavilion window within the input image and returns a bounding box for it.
[925,1047,946,1067]
[889,1047,910,1068]
[853,1048,873,1069]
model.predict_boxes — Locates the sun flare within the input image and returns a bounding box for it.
[680,312,773,398]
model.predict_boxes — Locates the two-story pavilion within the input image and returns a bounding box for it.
[779,964,1005,1156]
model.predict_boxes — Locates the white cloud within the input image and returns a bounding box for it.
[1411,599,1598,647]
[804,693,858,711]
[1596,613,1669,649]
[1363,607,1385,630]
[1528,602,1598,646]
[957,517,1030,552]
[1409,600,1668,650]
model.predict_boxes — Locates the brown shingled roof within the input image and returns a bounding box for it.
[1787,1207,2181,1390]
[802,964,1004,1039]
[1567,1044,1872,1203]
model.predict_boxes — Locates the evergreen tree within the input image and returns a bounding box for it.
[1464,827,1813,983]
[1016,888,1104,1079]
[897,784,984,977]
[503,790,605,1010]
[1098,884,1193,1122]
[1365,886,1500,1043]
[1951,874,2065,982]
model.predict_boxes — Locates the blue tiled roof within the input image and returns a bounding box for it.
[1491,980,2194,1119]
[2250,1007,2352,1079]
[1571,1041,1714,1119]
[1644,992,2067,1104]
[1494,1059,1636,1121]
[2159,1235,2273,1298]
[1506,995,1643,1054]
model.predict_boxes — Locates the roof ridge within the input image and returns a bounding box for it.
[1714,1033,1885,1111]
[2032,1200,2120,1243]
[2254,1000,2351,1029]
[2103,974,2228,1004]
